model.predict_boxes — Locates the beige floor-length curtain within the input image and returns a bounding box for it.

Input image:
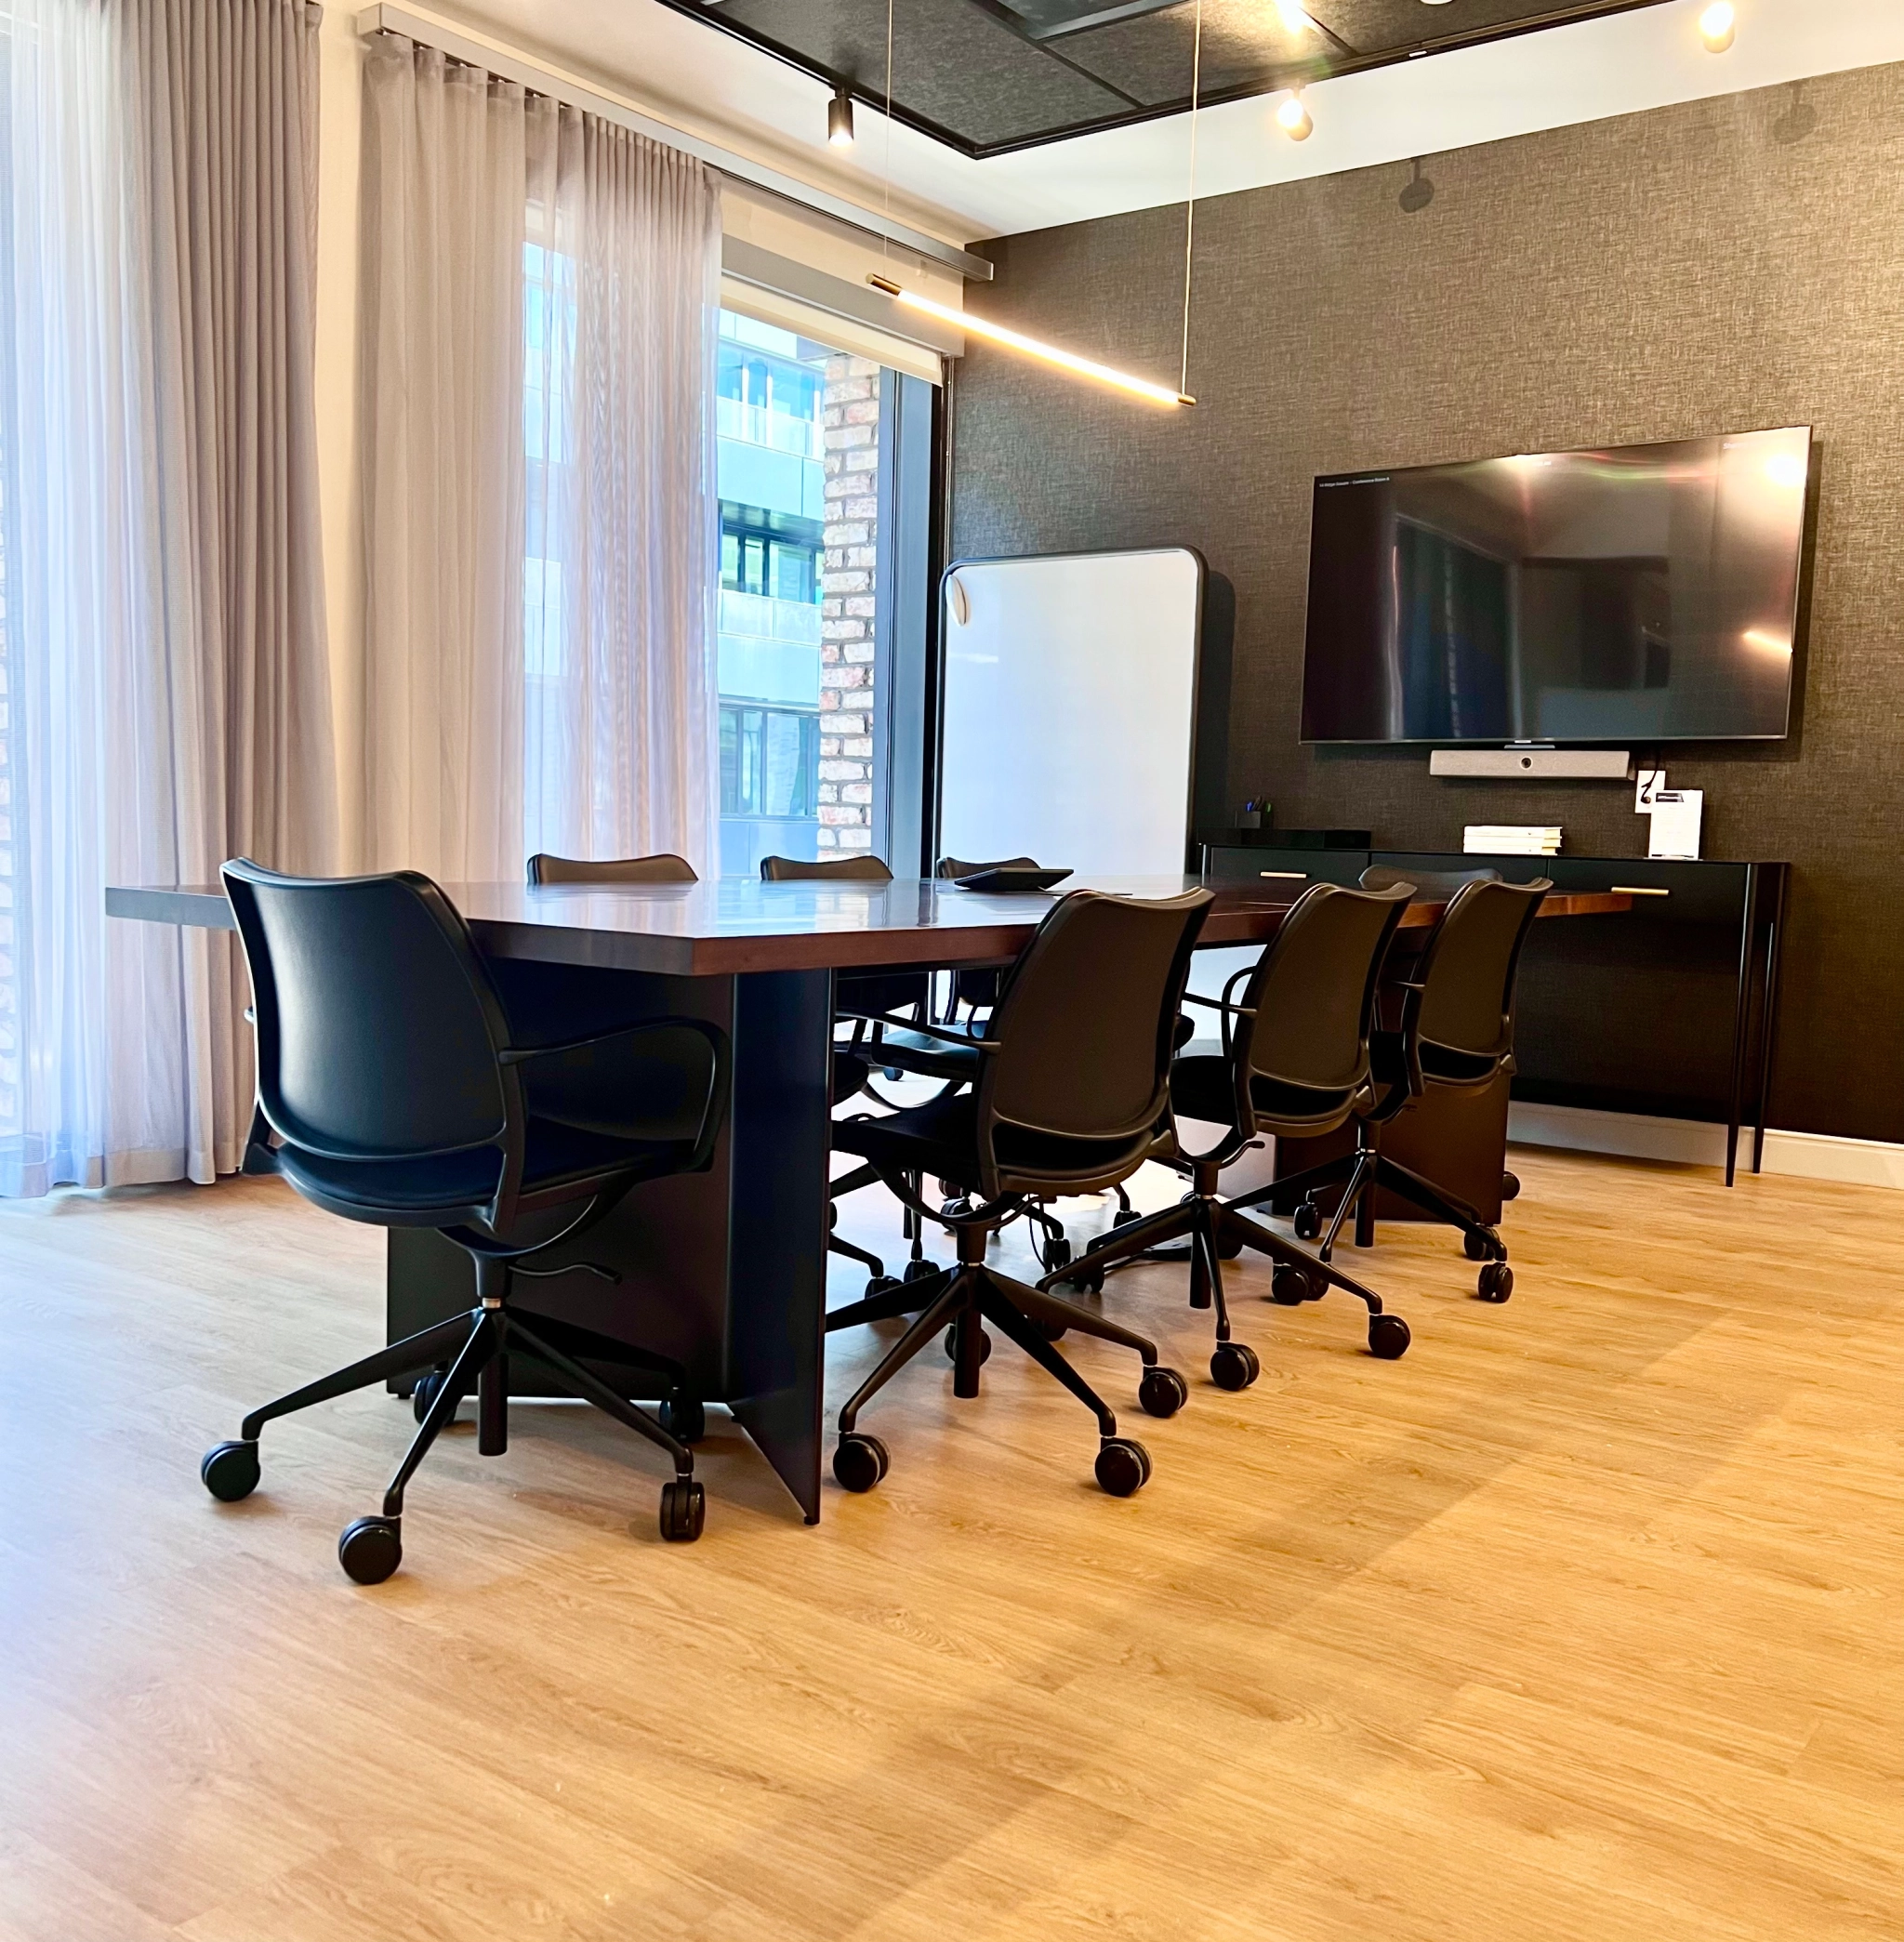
[359,38,722,881]
[0,0,335,1196]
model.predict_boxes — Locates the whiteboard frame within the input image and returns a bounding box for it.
[930,546,1209,879]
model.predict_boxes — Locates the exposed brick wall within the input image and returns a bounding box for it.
[817,356,879,852]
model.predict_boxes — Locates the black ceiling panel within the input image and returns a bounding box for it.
[707,0,1134,149]
[1055,0,1320,111]
[666,0,1679,157]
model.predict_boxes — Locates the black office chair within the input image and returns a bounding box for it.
[199,862,730,1584]
[528,852,697,885]
[826,887,1211,1499]
[760,852,892,883]
[1250,877,1550,1301]
[1044,881,1417,1374]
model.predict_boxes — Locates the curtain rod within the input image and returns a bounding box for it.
[354,5,993,283]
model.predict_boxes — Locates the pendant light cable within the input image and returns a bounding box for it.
[1179,0,1202,400]
[881,0,894,265]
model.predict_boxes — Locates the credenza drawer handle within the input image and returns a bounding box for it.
[1259,871,1308,880]
[1609,886,1671,896]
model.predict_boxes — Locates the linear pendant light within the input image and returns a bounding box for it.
[865,0,1198,408]
[867,276,1194,406]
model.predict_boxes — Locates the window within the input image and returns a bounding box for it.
[716,309,910,876]
[519,290,933,876]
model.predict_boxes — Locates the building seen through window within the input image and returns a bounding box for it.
[716,310,887,875]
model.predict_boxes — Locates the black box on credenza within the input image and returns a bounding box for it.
[1210,827,1373,851]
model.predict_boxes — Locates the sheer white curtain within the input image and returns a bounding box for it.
[361,40,721,881]
[0,0,334,1197]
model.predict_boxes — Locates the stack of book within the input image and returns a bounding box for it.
[1464,825,1562,856]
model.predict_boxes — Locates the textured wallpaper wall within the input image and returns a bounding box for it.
[951,60,1904,1144]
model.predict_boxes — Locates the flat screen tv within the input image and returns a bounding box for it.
[1299,427,1810,745]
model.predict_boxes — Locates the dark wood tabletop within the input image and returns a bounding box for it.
[106,875,1633,978]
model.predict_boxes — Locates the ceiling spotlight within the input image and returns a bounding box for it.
[827,87,855,147]
[1399,157,1434,213]
[1699,2,1735,52]
[1275,2,1313,31]
[1276,91,1313,141]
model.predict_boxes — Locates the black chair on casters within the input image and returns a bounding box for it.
[199,861,730,1584]
[1250,876,1550,1302]
[527,852,698,885]
[1044,880,1418,1370]
[826,887,1212,1499]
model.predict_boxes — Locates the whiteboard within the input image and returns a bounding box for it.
[936,548,1203,876]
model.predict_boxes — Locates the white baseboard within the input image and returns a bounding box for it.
[1506,1102,1904,1191]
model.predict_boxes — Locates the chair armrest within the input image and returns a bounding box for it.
[866,1011,1000,1052]
[1181,990,1256,1018]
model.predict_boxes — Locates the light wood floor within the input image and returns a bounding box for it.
[0,1147,1898,1941]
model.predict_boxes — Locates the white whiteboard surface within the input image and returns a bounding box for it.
[937,548,1201,877]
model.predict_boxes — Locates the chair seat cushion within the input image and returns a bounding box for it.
[276,1115,689,1223]
[834,1092,1157,1193]
[1170,1055,1360,1135]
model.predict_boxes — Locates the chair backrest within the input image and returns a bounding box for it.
[977,889,1211,1191]
[1231,881,1414,1117]
[760,854,892,882]
[1360,864,1501,899]
[528,852,697,886]
[222,860,512,1164]
[1412,877,1552,1065]
[937,855,1038,879]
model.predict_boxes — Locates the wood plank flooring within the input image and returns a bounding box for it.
[0,1148,1897,1940]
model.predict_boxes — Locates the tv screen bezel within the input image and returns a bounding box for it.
[1296,425,1812,748]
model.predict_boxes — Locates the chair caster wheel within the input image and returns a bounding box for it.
[864,1273,902,1301]
[1138,1365,1188,1419]
[1038,1316,1071,1341]
[659,1394,706,1445]
[941,1196,972,1219]
[1113,1206,1143,1228]
[338,1515,402,1585]
[1039,1235,1073,1275]
[201,1439,259,1502]
[1464,1226,1503,1262]
[658,1478,706,1541]
[1501,1169,1522,1202]
[1094,1437,1152,1497]
[1066,1262,1105,1297]
[1210,1341,1260,1391]
[1368,1313,1411,1360]
[411,1367,450,1425]
[903,1258,942,1285]
[1477,1262,1514,1303]
[1271,1264,1314,1306]
[1216,1231,1244,1261]
[944,1326,992,1364]
[1292,1200,1323,1242]
[833,1432,890,1493]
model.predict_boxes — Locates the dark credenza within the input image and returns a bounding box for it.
[1201,844,1789,1186]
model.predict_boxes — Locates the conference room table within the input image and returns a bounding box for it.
[108,873,1629,1522]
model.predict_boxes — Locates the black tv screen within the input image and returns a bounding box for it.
[1299,427,1809,745]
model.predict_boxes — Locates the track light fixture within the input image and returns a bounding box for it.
[1698,2,1735,52]
[1276,90,1313,141]
[827,87,855,146]
[1275,2,1313,32]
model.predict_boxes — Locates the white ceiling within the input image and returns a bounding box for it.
[438,0,1904,249]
